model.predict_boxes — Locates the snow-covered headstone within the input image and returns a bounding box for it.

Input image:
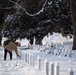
[37,56,41,69]
[44,59,48,75]
[68,68,73,75]
[49,62,54,75]
[33,36,36,50]
[54,62,59,75]
[29,53,31,65]
[25,52,27,62]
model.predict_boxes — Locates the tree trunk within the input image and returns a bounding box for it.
[70,0,76,50]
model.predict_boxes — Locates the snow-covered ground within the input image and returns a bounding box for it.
[0,33,76,75]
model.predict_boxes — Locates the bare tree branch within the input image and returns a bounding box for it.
[9,0,47,16]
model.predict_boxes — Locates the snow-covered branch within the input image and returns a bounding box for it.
[38,19,52,25]
[0,6,14,10]
[9,0,47,16]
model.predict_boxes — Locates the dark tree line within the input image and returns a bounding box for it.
[0,0,73,44]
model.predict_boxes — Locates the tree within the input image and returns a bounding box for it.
[70,0,76,50]
[0,0,73,44]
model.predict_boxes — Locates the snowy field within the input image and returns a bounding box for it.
[0,46,76,75]
[0,33,76,75]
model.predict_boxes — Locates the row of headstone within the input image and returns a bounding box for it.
[44,60,59,75]
[33,45,46,52]
[24,53,74,75]
[32,40,72,58]
[32,43,72,58]
[24,53,59,75]
[32,41,72,58]
[48,43,72,57]
[25,52,34,66]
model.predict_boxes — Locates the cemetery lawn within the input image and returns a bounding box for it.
[0,46,76,75]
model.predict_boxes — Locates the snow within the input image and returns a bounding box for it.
[5,15,15,23]
[1,37,30,47]
[0,33,76,75]
[1,37,8,47]
[42,32,72,45]
[16,38,30,47]
[48,1,52,5]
